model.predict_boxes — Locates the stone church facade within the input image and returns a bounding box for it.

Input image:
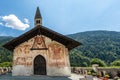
[3,7,80,76]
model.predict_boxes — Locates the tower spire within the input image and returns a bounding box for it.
[34,7,42,27]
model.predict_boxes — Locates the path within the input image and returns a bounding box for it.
[0,73,85,80]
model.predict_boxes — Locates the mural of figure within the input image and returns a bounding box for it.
[23,45,31,54]
[33,36,46,49]
[48,43,64,59]
[26,57,32,67]
[13,57,26,65]
[15,46,22,55]
[13,57,32,67]
[48,43,65,67]
[53,46,62,59]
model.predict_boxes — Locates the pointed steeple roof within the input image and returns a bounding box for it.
[35,7,42,19]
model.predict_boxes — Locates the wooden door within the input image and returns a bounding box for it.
[34,55,46,75]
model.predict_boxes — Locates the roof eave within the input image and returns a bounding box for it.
[3,25,81,51]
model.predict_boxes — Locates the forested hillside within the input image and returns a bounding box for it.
[0,36,13,63]
[68,31,120,66]
[1,31,120,67]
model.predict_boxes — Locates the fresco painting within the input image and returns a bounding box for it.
[15,44,31,55]
[13,56,32,67]
[32,36,46,49]
[15,46,22,55]
[14,37,68,68]
[64,48,69,66]
[13,57,25,66]
[23,45,31,54]
[48,43,65,67]
[26,57,32,67]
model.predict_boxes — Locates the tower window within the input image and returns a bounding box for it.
[36,20,40,24]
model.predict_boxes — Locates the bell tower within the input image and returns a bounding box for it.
[34,7,42,27]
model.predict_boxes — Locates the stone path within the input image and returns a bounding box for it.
[0,73,86,80]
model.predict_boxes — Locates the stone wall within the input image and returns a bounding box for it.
[0,67,12,75]
[12,35,71,76]
[71,67,120,77]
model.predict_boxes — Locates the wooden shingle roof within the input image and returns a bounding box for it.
[3,25,81,51]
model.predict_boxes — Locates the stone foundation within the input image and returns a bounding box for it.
[47,67,71,76]
[12,65,33,76]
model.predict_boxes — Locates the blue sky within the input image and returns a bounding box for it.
[0,0,120,37]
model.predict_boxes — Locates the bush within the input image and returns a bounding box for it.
[90,58,106,67]
[0,62,12,67]
[111,60,120,66]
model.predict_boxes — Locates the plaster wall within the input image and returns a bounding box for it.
[12,35,71,76]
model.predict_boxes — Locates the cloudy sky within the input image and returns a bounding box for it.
[0,0,120,36]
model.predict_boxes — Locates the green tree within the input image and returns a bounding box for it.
[69,49,90,67]
[68,31,120,66]
[90,58,106,67]
[111,60,120,66]
[0,62,12,67]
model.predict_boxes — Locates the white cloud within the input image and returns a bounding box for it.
[24,18,30,24]
[0,22,3,26]
[2,14,30,30]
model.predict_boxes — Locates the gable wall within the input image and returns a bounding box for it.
[12,35,71,76]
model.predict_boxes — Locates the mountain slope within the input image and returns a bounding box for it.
[68,30,120,65]
[0,36,14,63]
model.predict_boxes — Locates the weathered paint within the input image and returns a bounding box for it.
[12,35,71,76]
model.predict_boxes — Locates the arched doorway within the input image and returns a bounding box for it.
[34,55,46,75]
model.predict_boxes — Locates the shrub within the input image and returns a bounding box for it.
[90,58,106,67]
[111,60,120,66]
[0,62,12,67]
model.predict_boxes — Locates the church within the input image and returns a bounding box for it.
[3,7,81,76]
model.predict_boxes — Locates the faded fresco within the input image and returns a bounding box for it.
[14,44,31,55]
[48,42,66,67]
[13,35,69,68]
[13,56,32,67]
[13,39,33,67]
[32,35,46,49]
